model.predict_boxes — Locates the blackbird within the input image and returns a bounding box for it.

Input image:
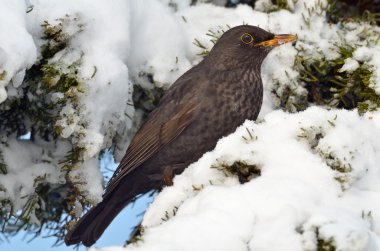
[65,25,296,247]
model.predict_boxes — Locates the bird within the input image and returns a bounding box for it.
[64,25,296,247]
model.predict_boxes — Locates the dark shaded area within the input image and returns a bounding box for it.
[316,227,336,251]
[226,0,256,8]
[213,161,261,183]
[298,45,379,114]
[327,0,380,25]
[132,83,165,120]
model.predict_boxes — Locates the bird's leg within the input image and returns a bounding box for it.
[148,163,187,186]
[162,163,187,186]
[163,166,174,186]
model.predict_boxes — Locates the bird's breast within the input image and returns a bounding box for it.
[213,78,263,120]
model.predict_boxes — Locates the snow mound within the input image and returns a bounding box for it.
[95,107,380,251]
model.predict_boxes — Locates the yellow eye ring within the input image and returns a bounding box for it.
[241,33,254,44]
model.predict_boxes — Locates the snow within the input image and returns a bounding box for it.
[1,0,380,250]
[0,1,37,81]
[69,157,103,204]
[339,58,360,73]
[353,47,373,62]
[88,108,380,251]
[0,138,69,223]
[0,0,36,102]
[128,0,192,88]
[0,87,6,103]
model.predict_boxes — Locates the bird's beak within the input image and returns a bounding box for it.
[255,34,297,47]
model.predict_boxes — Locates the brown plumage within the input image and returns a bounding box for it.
[65,25,296,247]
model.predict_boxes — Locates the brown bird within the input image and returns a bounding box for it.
[65,25,296,247]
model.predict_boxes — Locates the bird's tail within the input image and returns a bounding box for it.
[64,194,131,247]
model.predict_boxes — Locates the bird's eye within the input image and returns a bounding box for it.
[241,33,254,44]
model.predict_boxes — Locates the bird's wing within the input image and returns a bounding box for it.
[103,101,198,197]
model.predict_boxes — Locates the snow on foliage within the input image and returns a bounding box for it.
[0,0,380,249]
[0,0,37,102]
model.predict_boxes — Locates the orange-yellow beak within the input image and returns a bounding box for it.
[255,34,297,47]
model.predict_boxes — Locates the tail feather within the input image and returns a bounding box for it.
[64,168,158,247]
[64,197,129,247]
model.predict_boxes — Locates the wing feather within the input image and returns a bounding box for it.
[103,102,198,196]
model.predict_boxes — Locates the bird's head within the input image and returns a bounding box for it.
[207,25,297,70]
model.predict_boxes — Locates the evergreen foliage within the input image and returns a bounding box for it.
[0,15,86,244]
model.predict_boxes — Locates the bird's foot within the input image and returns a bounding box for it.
[163,166,174,186]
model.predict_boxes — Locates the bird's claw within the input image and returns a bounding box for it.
[163,166,174,186]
